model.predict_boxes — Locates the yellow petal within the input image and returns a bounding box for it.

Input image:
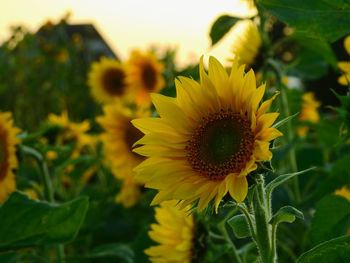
[229,176,248,203]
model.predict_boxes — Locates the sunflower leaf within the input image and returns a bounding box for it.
[0,192,89,251]
[227,214,251,239]
[310,194,350,246]
[269,206,303,225]
[209,15,241,46]
[296,235,350,263]
[266,167,315,198]
[272,112,299,129]
[85,243,134,263]
[257,0,350,42]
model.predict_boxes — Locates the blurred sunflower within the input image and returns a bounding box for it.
[132,56,282,212]
[47,111,92,163]
[337,35,350,86]
[228,20,262,67]
[88,57,129,104]
[0,112,21,203]
[297,92,320,137]
[97,101,149,207]
[145,201,194,263]
[127,50,165,105]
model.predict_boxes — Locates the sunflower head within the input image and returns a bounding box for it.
[0,112,21,203]
[297,92,320,137]
[127,50,165,105]
[97,101,149,180]
[145,201,195,263]
[88,57,129,104]
[228,20,262,67]
[132,56,282,213]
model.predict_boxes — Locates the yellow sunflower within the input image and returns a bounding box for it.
[127,50,165,105]
[97,101,149,207]
[337,35,350,86]
[47,111,92,173]
[228,19,262,67]
[145,201,194,263]
[297,92,320,137]
[88,57,129,104]
[0,112,21,204]
[132,56,282,212]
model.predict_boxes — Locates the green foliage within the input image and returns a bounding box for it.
[257,0,350,41]
[269,206,303,225]
[266,168,315,199]
[0,192,89,251]
[209,15,241,46]
[227,214,251,238]
[85,243,134,263]
[296,235,350,263]
[310,194,350,246]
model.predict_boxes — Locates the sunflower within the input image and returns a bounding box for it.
[127,50,165,105]
[337,35,350,86]
[47,111,92,171]
[0,112,21,204]
[297,92,320,137]
[132,56,282,212]
[97,101,149,207]
[145,201,194,263]
[88,57,129,104]
[228,20,262,67]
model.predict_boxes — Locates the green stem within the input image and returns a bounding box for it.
[20,145,65,263]
[266,59,301,204]
[219,210,242,263]
[237,204,257,241]
[270,223,277,263]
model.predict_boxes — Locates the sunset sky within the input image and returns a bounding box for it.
[0,0,253,67]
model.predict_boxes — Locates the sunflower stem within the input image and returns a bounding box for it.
[219,210,243,263]
[266,58,301,204]
[250,175,276,263]
[20,145,65,263]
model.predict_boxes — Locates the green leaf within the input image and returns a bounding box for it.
[310,194,350,246]
[209,15,240,46]
[266,168,315,198]
[316,118,342,147]
[272,112,299,129]
[86,243,134,263]
[0,192,89,251]
[257,0,350,41]
[0,252,20,263]
[296,235,350,263]
[286,50,329,80]
[227,214,251,238]
[269,206,303,225]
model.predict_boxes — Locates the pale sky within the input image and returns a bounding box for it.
[0,0,253,68]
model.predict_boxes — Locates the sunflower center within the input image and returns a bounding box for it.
[125,121,145,159]
[0,130,8,181]
[101,68,127,96]
[141,63,157,91]
[186,111,255,180]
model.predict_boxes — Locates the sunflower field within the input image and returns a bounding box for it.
[1,1,350,263]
